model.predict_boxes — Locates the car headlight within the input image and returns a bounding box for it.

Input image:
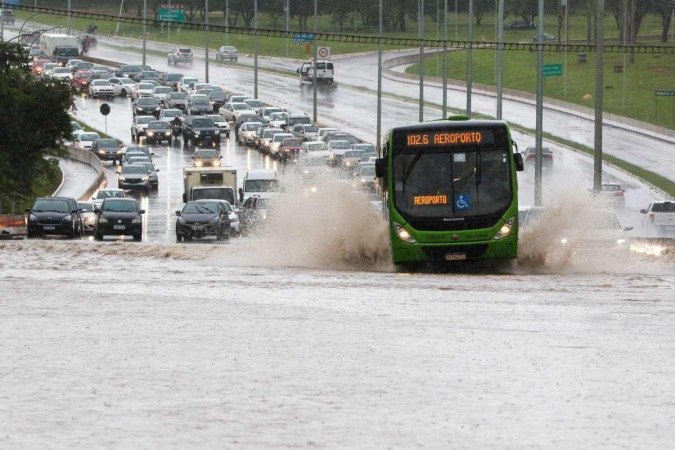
[164,131,171,135]
[209,216,220,223]
[393,221,416,244]
[117,149,125,154]
[493,217,515,240]
[141,176,149,181]
[147,131,154,136]
[131,217,141,224]
[98,150,106,154]
[177,217,186,224]
[558,237,569,245]
[195,161,203,167]
[98,217,108,223]
[616,238,627,246]
[28,214,38,222]
[118,176,126,181]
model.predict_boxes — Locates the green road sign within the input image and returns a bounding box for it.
[542,64,563,77]
[655,90,675,97]
[158,7,186,23]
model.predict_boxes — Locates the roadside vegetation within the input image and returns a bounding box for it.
[0,43,72,213]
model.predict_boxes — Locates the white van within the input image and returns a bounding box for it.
[240,169,280,203]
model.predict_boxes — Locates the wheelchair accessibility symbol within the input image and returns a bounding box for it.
[455,193,471,210]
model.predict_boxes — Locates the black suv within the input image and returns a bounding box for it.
[91,138,125,163]
[182,116,221,147]
[25,197,83,239]
[94,197,145,241]
[132,97,161,118]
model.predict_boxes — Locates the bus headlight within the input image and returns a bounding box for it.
[394,222,416,244]
[493,217,514,240]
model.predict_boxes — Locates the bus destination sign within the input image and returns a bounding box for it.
[405,130,494,147]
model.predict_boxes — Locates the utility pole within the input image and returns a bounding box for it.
[496,0,504,119]
[534,0,544,206]
[312,0,318,124]
[205,0,209,83]
[419,0,424,122]
[142,0,147,66]
[466,0,473,116]
[67,0,71,34]
[254,0,258,99]
[442,0,448,118]
[594,0,605,192]
[1,0,5,42]
[376,0,383,149]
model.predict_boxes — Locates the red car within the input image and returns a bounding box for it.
[71,70,99,93]
[278,137,303,162]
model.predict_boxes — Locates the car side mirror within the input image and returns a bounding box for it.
[514,153,525,172]
[24,208,31,214]
[139,209,146,214]
[639,209,647,214]
[175,210,181,216]
[94,207,100,213]
[375,158,387,178]
[624,226,634,232]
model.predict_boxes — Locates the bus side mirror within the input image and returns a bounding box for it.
[375,158,387,178]
[514,153,524,172]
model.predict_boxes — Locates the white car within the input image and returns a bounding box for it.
[108,77,136,97]
[73,132,100,150]
[238,121,263,146]
[268,133,295,156]
[219,102,256,123]
[258,106,284,121]
[205,114,231,137]
[268,112,289,129]
[91,188,126,209]
[50,67,73,81]
[152,85,173,102]
[301,140,329,159]
[177,76,199,93]
[131,82,156,99]
[88,79,115,99]
[243,98,264,110]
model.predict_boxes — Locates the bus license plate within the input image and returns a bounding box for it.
[113,225,125,230]
[445,253,466,261]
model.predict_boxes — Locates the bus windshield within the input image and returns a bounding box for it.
[392,147,511,219]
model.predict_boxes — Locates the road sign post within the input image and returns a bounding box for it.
[654,90,675,126]
[100,103,110,134]
[542,63,563,77]
[158,5,186,23]
[317,46,330,59]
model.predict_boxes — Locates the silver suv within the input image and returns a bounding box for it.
[168,47,194,66]
[215,46,238,62]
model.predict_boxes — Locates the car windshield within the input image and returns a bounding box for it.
[358,165,376,176]
[154,87,172,93]
[54,68,71,74]
[138,83,154,90]
[178,48,192,53]
[244,179,279,192]
[207,115,226,122]
[344,150,364,158]
[305,143,326,152]
[232,103,250,111]
[148,121,169,130]
[183,202,220,214]
[97,139,119,148]
[192,118,216,127]
[136,116,154,124]
[103,200,137,212]
[245,100,263,108]
[329,141,352,149]
[171,92,187,99]
[282,138,302,147]
[602,184,622,191]
[210,92,226,100]
[122,65,142,73]
[33,199,70,213]
[191,97,210,105]
[270,113,288,121]
[120,78,135,84]
[302,126,319,133]
[122,165,148,175]
[163,110,182,118]
[273,134,293,143]
[196,150,219,158]
[96,190,124,199]
[138,98,159,106]
[79,133,99,141]
[79,202,94,212]
[166,73,183,81]
[93,80,111,86]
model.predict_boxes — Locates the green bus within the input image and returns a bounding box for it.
[375,116,524,268]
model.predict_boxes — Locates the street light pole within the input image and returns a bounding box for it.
[466,0,473,116]
[534,0,544,206]
[418,0,424,122]
[254,0,258,99]
[594,0,605,192]
[1,0,5,42]
[442,0,448,117]
[496,0,504,119]
[205,0,209,83]
[312,0,317,124]
[142,0,147,66]
[376,0,383,149]
[285,0,289,58]
[67,0,71,35]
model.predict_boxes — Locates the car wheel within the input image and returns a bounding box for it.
[135,135,140,144]
[94,232,103,241]
[184,235,192,242]
[133,233,142,241]
[121,88,127,97]
[176,234,183,242]
[26,231,36,239]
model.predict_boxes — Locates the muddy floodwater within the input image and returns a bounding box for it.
[1,183,673,448]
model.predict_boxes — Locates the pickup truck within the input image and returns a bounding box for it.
[641,201,675,230]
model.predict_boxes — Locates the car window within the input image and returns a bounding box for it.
[103,200,138,212]
[652,202,675,213]
[33,199,70,213]
[122,165,148,175]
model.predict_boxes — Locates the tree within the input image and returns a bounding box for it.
[0,42,73,202]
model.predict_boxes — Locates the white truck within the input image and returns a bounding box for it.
[182,167,238,206]
[40,33,81,66]
[240,169,280,203]
[297,60,334,85]
[641,201,675,231]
